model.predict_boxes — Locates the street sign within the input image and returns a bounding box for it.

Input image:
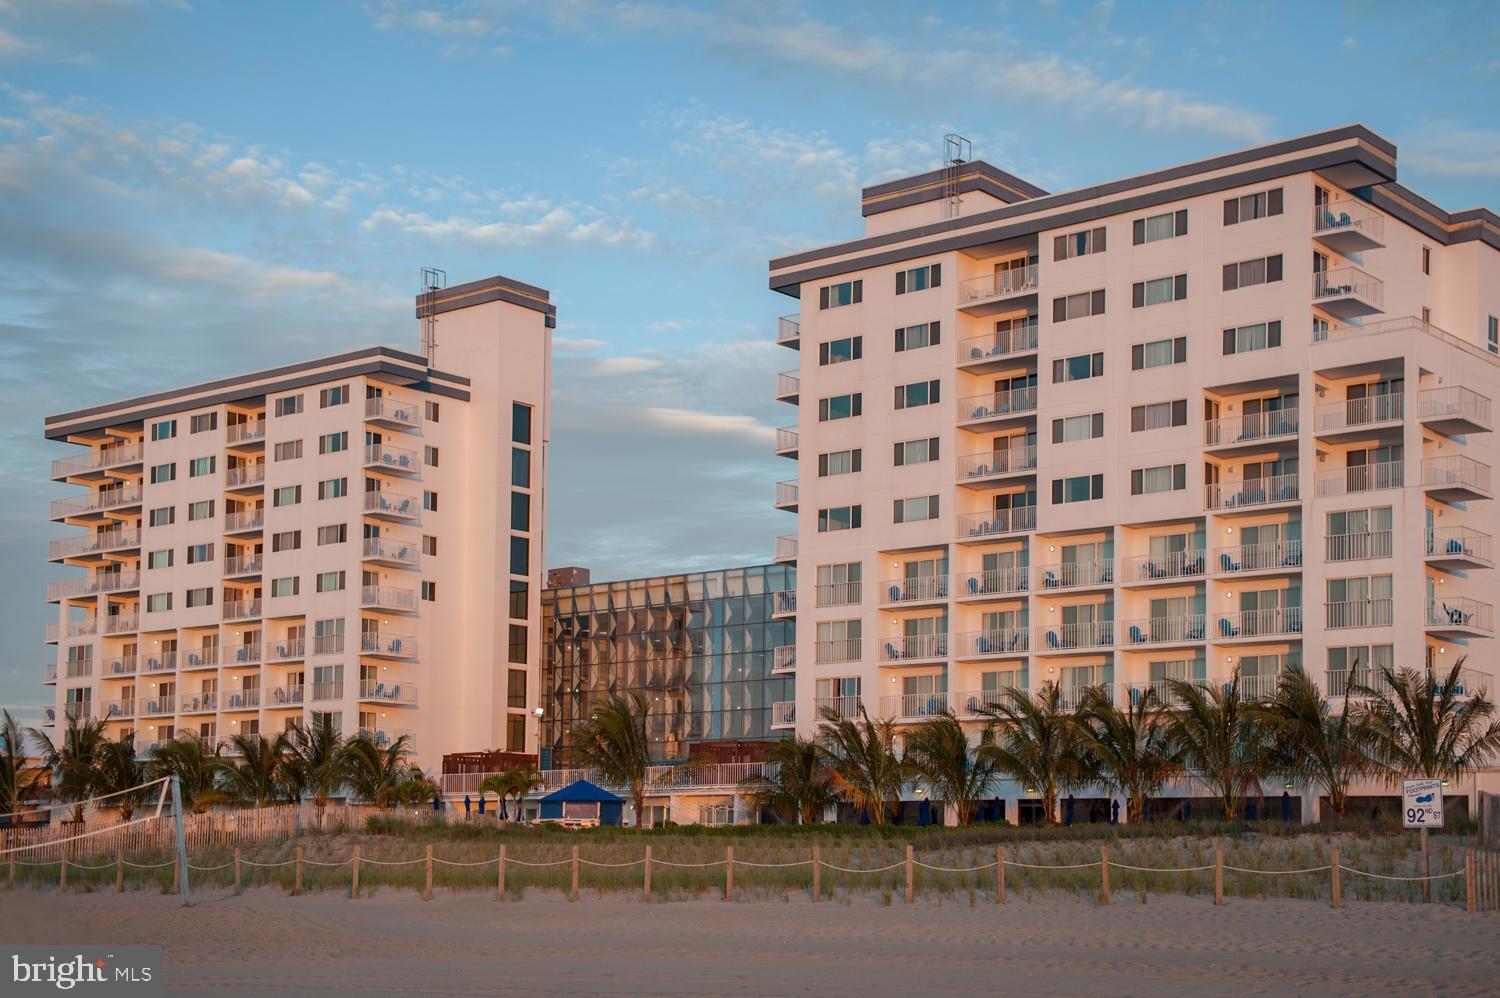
[1402,778,1445,828]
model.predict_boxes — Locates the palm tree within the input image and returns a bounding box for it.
[342,733,414,807]
[1166,671,1269,821]
[286,717,348,826]
[738,736,839,825]
[570,692,653,826]
[976,682,1083,824]
[1255,666,1372,822]
[28,715,107,824]
[815,705,905,824]
[477,773,508,816]
[1357,659,1500,785]
[902,711,999,826]
[95,735,145,821]
[500,765,544,824]
[147,734,228,813]
[1075,685,1181,823]
[0,710,45,818]
[219,731,292,808]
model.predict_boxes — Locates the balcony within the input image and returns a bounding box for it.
[222,598,262,622]
[1203,411,1299,452]
[1326,598,1393,630]
[181,647,219,669]
[813,695,862,720]
[956,507,1036,542]
[1058,683,1114,712]
[49,484,142,521]
[771,644,796,674]
[48,528,141,561]
[1121,615,1207,647]
[1314,393,1403,435]
[957,446,1037,486]
[953,628,1028,659]
[142,652,176,674]
[224,554,263,577]
[45,618,94,643]
[1213,606,1303,641]
[1313,266,1384,319]
[224,509,265,534]
[104,613,138,635]
[1314,460,1404,498]
[361,727,415,750]
[42,707,54,726]
[43,662,57,683]
[313,635,346,655]
[878,576,948,607]
[1426,527,1494,570]
[880,633,947,664]
[222,688,261,710]
[360,632,417,659]
[1212,539,1302,575]
[102,698,135,720]
[952,688,1024,717]
[1034,620,1114,654]
[774,534,797,564]
[267,684,305,707]
[775,480,798,512]
[47,571,140,602]
[225,421,266,446]
[776,315,800,349]
[225,464,265,489]
[1119,550,1205,586]
[774,426,798,459]
[360,584,417,612]
[1204,474,1299,511]
[358,680,418,705]
[1124,678,1215,707]
[956,386,1037,429]
[362,536,420,568]
[1325,530,1393,563]
[958,320,1039,373]
[1422,455,1493,501]
[775,371,800,405]
[1420,386,1493,435]
[814,581,860,607]
[1035,560,1114,592]
[957,265,1039,315]
[1312,200,1386,253]
[179,691,218,714]
[363,490,420,520]
[773,590,797,617]
[364,395,422,431]
[225,644,262,666]
[1427,598,1495,637]
[814,638,862,665]
[880,692,950,721]
[51,442,142,481]
[954,567,1029,600]
[770,701,796,729]
[140,696,173,717]
[268,637,306,661]
[311,681,344,702]
[64,702,92,721]
[364,443,421,477]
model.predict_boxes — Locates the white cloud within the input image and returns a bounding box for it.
[589,355,662,375]
[1403,128,1500,180]
[639,406,775,445]
[156,247,346,299]
[361,204,656,251]
[553,335,607,351]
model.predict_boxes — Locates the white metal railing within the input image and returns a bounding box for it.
[178,691,218,712]
[1120,550,1205,582]
[103,613,138,634]
[224,509,264,532]
[47,571,140,601]
[957,446,1037,480]
[360,632,417,657]
[226,421,266,445]
[814,639,862,664]
[772,645,796,673]
[43,662,57,682]
[1234,673,1283,701]
[364,395,421,427]
[774,426,798,454]
[364,443,420,472]
[776,371,800,399]
[50,485,142,519]
[64,702,93,721]
[227,644,262,665]
[954,628,1028,656]
[182,647,219,668]
[880,692,950,720]
[363,491,420,517]
[1325,668,1394,698]
[957,386,1038,423]
[362,536,420,566]
[1315,392,1403,431]
[1036,560,1113,590]
[361,585,417,610]
[222,688,261,709]
[42,707,54,724]
[268,637,306,660]
[775,534,797,561]
[1313,266,1383,307]
[1428,598,1495,633]
[959,320,1039,364]
[958,264,1039,304]
[771,701,796,726]
[1423,455,1492,494]
[952,688,1024,715]
[955,566,1030,597]
[224,554,263,576]
[1123,678,1214,707]
[957,507,1036,538]
[1213,539,1302,574]
[225,464,265,488]
[1121,615,1207,645]
[813,695,862,720]
[48,528,140,560]
[313,635,345,655]
[140,696,172,717]
[1420,386,1492,430]
[1326,531,1393,562]
[358,680,417,705]
[1326,599,1394,629]
[102,698,135,720]
[1058,682,1114,711]
[103,655,137,676]
[775,480,798,507]
[880,632,948,661]
[1035,620,1114,652]
[266,684,305,706]
[879,576,948,604]
[1204,410,1299,447]
[815,581,861,606]
[1204,473,1299,510]
[776,315,800,344]
[1214,606,1303,639]
[222,598,262,621]
[1427,526,1493,564]
[360,727,414,750]
[1312,316,1500,367]
[50,442,142,479]
[63,657,92,679]
[311,681,344,701]
[1314,200,1385,245]
[1314,460,1404,497]
[142,652,175,673]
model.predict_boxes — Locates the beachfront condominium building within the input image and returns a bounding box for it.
[769,125,1499,772]
[42,273,554,768]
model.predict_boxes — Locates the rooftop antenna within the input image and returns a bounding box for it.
[941,133,971,220]
[419,266,447,364]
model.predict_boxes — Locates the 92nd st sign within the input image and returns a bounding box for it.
[1402,778,1445,828]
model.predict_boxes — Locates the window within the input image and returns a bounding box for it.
[425,400,440,422]
[818,335,863,365]
[893,437,939,466]
[150,463,176,484]
[506,624,527,664]
[1327,506,1393,561]
[274,440,302,462]
[893,495,939,523]
[817,505,862,532]
[271,577,299,598]
[1053,226,1106,260]
[186,542,213,564]
[1131,464,1188,495]
[1130,400,1188,431]
[1422,245,1431,275]
[273,530,301,552]
[1421,306,1431,326]
[149,506,174,527]
[423,445,439,467]
[185,587,213,609]
[148,549,173,570]
[1052,289,1106,322]
[896,263,940,294]
[818,449,862,477]
[507,669,528,708]
[511,492,530,532]
[1223,187,1283,224]
[188,499,215,521]
[1223,320,1283,355]
[421,580,437,602]
[818,279,862,309]
[319,385,349,408]
[1132,274,1187,307]
[1222,254,1283,291]
[511,448,530,487]
[1328,644,1394,683]
[423,490,438,512]
[273,485,301,507]
[894,322,939,352]
[318,432,347,455]
[318,478,348,500]
[316,571,345,593]
[815,621,862,663]
[1326,574,1394,628]
[1490,316,1499,355]
[1133,208,1188,244]
[817,393,862,422]
[1052,352,1103,384]
[508,581,527,619]
[151,419,177,441]
[894,379,940,409]
[146,593,172,613]
[423,535,438,557]
[1132,336,1187,370]
[1052,474,1104,504]
[815,563,862,606]
[512,402,532,444]
[1052,413,1105,443]
[190,413,217,434]
[275,395,303,417]
[317,524,346,545]
[510,537,528,575]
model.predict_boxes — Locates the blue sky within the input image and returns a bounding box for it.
[1,0,1497,720]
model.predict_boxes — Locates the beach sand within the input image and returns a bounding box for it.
[2,887,1497,995]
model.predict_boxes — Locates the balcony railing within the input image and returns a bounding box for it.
[311,681,344,701]
[267,684,305,706]
[774,426,798,456]
[222,598,262,621]
[814,581,861,607]
[772,645,796,673]
[1326,598,1393,629]
[1035,621,1114,652]
[880,632,948,662]
[50,485,142,520]
[48,528,140,560]
[770,701,796,727]
[1121,615,1207,645]
[1036,560,1113,590]
[362,536,420,566]
[64,701,93,721]
[1203,410,1299,447]
[364,443,420,473]
[47,571,140,601]
[1058,682,1114,712]
[1427,598,1495,634]
[813,695,862,720]
[774,590,797,615]
[1325,668,1394,698]
[182,647,219,668]
[358,680,417,705]
[140,696,172,717]
[954,566,1030,598]
[775,371,800,401]
[104,613,138,634]
[178,691,218,713]
[775,480,798,509]
[957,446,1037,480]
[1120,550,1205,583]
[1315,393,1403,432]
[360,632,417,657]
[774,534,797,561]
[1214,606,1303,639]
[958,264,1039,305]
[222,688,261,709]
[46,618,95,642]
[1124,678,1213,707]
[225,464,265,488]
[1326,530,1393,562]
[776,315,800,346]
[225,421,266,445]
[224,509,264,532]
[957,386,1037,423]
[1314,460,1404,497]
[1213,539,1302,574]
[363,491,420,518]
[142,652,175,673]
[959,320,1039,365]
[313,635,345,655]
[102,698,135,720]
[364,395,422,428]
[63,657,92,679]
[1313,200,1385,249]
[360,585,417,610]
[952,687,1024,716]
[224,554,263,576]
[227,644,262,665]
[814,639,862,664]
[268,637,305,660]
[957,507,1036,539]
[880,692,950,721]
[954,628,1028,657]
[1420,386,1492,430]
[42,707,54,725]
[1313,266,1384,309]
[43,662,57,682]
[51,442,143,479]
[1423,455,1492,495]
[879,576,948,605]
[1204,473,1299,510]
[1427,526,1493,565]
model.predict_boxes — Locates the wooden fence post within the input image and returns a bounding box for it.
[1215,846,1224,906]
[725,846,733,902]
[1330,846,1341,909]
[233,847,241,896]
[423,844,433,901]
[294,847,303,897]
[8,853,14,887]
[1466,851,1475,913]
[811,845,820,903]
[905,844,914,904]
[643,846,651,900]
[116,847,124,894]
[997,846,1005,905]
[570,845,579,902]
[351,846,360,899]
[171,855,179,895]
[59,857,67,891]
[498,845,506,901]
[1099,846,1109,905]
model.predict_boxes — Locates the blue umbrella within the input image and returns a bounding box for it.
[1246,798,1258,822]
[431,794,441,813]
[498,797,508,821]
[1182,800,1191,823]
[1110,799,1120,825]
[464,795,472,818]
[1064,794,1076,826]
[478,795,486,816]
[1281,790,1292,823]
[918,799,932,826]
[992,797,1003,823]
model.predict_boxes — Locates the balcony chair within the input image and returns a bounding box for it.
[1009,631,1024,651]
[188,653,201,666]
[1186,621,1205,641]
[1046,630,1060,649]
[1129,625,1147,644]
[885,642,901,661]
[1219,553,1240,573]
[976,635,992,654]
[967,576,980,596]
[1219,618,1239,638]
[889,584,902,602]
[1129,687,1142,706]
[1044,569,1059,588]
[969,346,984,360]
[1447,538,1466,555]
[1143,561,1160,580]
[228,693,242,708]
[395,546,409,560]
[371,683,387,699]
[147,657,160,670]
[970,406,992,420]
[389,685,402,701]
[375,730,390,747]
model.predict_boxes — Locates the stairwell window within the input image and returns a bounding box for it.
[1488,316,1497,355]
[818,335,862,365]
[1132,274,1187,307]
[819,279,862,310]
[146,593,172,613]
[1052,413,1105,443]
[318,432,347,455]
[1133,208,1188,244]
[817,392,862,422]
[818,449,862,477]
[275,395,303,417]
[148,549,172,569]
[150,463,175,484]
[187,500,215,521]
[1131,464,1188,495]
[894,495,939,523]
[189,456,215,477]
[274,440,302,462]
[1052,352,1103,384]
[271,577,299,598]
[1223,254,1283,291]
[896,264,940,294]
[186,587,213,608]
[319,385,349,408]
[1052,289,1106,322]
[1053,227,1106,261]
[1223,188,1283,224]
[273,530,302,552]
[1223,320,1283,355]
[894,379,940,410]
[894,437,939,466]
[149,506,174,527]
[190,413,217,434]
[1132,336,1187,370]
[273,485,301,507]
[1052,474,1104,504]
[151,419,177,441]
[186,542,213,563]
[316,571,346,593]
[318,478,348,500]
[1130,400,1188,431]
[317,524,345,545]
[818,505,862,532]
[894,322,939,352]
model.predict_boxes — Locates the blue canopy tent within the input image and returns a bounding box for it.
[539,780,625,826]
